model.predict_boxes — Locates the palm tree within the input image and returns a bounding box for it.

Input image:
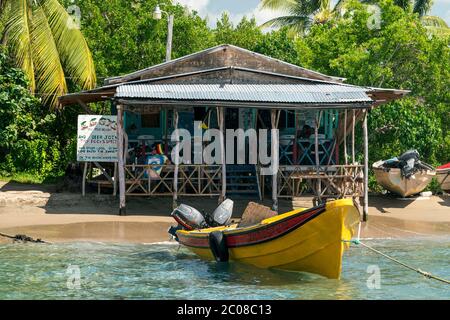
[394,0,431,17]
[421,15,450,38]
[260,0,449,36]
[385,0,449,37]
[259,0,348,33]
[0,0,96,107]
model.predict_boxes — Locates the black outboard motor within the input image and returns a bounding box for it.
[168,200,234,241]
[398,149,420,178]
[168,204,208,241]
[204,199,233,227]
[171,204,208,230]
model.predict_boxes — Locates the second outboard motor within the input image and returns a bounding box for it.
[205,199,233,227]
[399,149,420,178]
[171,204,208,230]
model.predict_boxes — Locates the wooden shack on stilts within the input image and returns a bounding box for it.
[59,45,408,219]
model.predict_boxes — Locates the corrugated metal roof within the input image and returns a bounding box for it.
[115,84,372,104]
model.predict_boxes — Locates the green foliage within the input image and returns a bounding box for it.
[253,28,313,67]
[60,0,214,80]
[215,13,264,49]
[0,47,66,178]
[369,98,443,164]
[305,0,449,166]
[0,0,96,107]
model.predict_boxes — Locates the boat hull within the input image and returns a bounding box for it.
[176,199,360,279]
[437,169,450,192]
[373,164,435,197]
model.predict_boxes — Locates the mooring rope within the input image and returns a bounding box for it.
[344,239,450,285]
[0,232,49,244]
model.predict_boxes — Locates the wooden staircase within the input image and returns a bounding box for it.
[226,165,261,200]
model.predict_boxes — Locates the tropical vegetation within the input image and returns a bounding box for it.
[0,0,96,107]
[259,0,450,37]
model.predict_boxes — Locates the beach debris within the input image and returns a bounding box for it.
[0,232,49,244]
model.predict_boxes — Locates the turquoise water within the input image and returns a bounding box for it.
[0,238,449,299]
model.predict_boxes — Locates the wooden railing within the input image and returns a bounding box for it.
[124,164,222,196]
[277,165,364,200]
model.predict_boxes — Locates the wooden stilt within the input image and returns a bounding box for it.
[218,107,226,203]
[315,111,322,204]
[344,110,348,165]
[271,109,279,212]
[117,104,126,215]
[352,109,356,164]
[113,162,118,196]
[164,109,169,156]
[362,110,369,221]
[82,162,88,196]
[293,111,298,164]
[173,109,179,209]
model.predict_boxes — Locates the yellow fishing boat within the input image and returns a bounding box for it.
[172,199,360,279]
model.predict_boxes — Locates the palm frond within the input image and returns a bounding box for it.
[394,0,411,11]
[261,15,312,33]
[421,15,449,28]
[30,5,67,107]
[3,0,35,90]
[334,0,351,12]
[260,0,298,11]
[421,15,450,38]
[40,0,96,90]
[413,0,432,17]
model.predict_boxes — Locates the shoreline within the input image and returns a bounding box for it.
[0,181,449,244]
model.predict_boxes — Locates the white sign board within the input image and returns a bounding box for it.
[77,115,118,162]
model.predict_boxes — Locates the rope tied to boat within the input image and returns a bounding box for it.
[343,239,450,285]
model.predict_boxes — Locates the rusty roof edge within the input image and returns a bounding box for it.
[366,87,411,94]
[104,45,227,84]
[104,44,346,85]
[225,44,346,82]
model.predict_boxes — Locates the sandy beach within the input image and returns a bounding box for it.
[0,181,449,244]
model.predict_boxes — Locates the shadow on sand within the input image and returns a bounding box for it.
[437,194,450,207]
[0,180,295,218]
[369,193,416,213]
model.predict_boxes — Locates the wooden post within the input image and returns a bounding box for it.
[344,110,348,165]
[271,109,279,212]
[293,111,298,164]
[352,109,356,164]
[362,109,369,221]
[218,107,226,203]
[82,162,88,196]
[173,109,179,209]
[113,162,118,196]
[164,110,169,156]
[315,111,322,204]
[117,104,126,215]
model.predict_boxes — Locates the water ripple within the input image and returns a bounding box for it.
[0,238,449,299]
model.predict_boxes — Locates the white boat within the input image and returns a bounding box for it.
[373,160,436,197]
